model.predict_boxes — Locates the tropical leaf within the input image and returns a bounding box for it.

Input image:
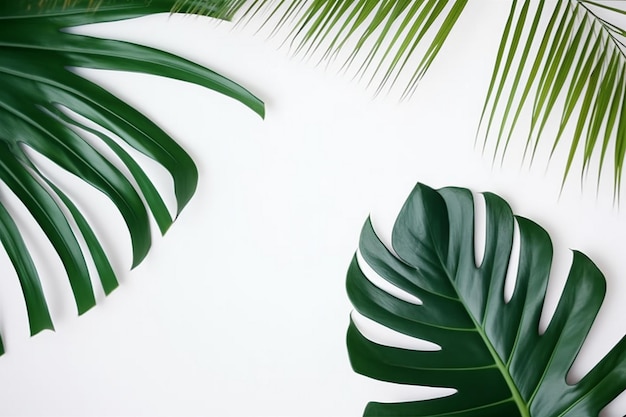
[478,1,626,196]
[0,0,262,353]
[236,0,469,98]
[347,182,626,416]
[232,0,626,195]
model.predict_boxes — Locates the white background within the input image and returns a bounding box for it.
[1,1,626,415]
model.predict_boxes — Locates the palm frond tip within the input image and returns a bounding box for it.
[477,1,626,196]
[242,0,626,195]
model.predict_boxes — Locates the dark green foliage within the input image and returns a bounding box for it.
[348,182,626,416]
[0,0,263,353]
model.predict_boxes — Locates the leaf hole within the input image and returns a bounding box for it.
[351,311,440,352]
[473,192,486,267]
[503,219,521,303]
[356,250,422,306]
[599,390,626,417]
[538,249,572,335]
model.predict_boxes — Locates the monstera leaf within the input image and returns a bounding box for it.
[0,0,262,353]
[347,183,626,416]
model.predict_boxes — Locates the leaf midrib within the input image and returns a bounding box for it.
[428,230,531,417]
[469,308,531,417]
[576,0,626,61]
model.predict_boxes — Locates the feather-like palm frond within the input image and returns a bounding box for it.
[237,0,468,98]
[235,0,626,195]
[478,0,626,196]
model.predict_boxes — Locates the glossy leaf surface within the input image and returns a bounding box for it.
[0,0,263,353]
[347,182,626,416]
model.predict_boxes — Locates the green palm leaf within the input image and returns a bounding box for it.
[479,1,626,194]
[237,0,626,194]
[0,0,262,353]
[347,182,626,416]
